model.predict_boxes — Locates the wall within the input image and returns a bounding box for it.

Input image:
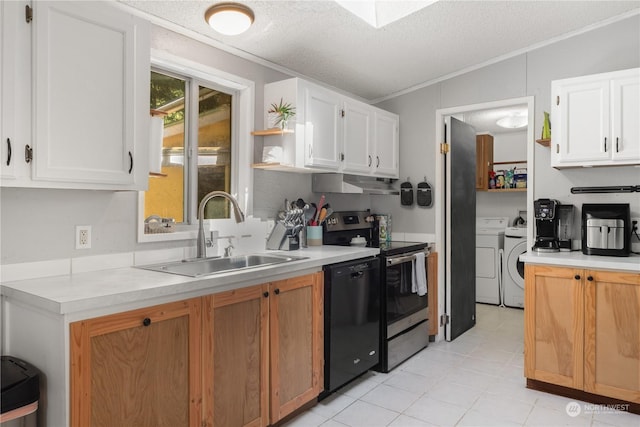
[374,14,640,235]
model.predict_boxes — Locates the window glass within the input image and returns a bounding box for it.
[197,86,232,219]
[144,72,234,231]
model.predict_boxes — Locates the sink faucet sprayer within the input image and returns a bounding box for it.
[197,191,245,258]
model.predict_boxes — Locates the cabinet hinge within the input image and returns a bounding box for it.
[25,5,33,23]
[340,152,344,161]
[440,143,450,154]
[341,109,345,118]
[440,313,450,326]
[556,95,559,106]
[24,144,33,163]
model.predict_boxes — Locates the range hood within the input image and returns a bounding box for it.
[312,173,399,195]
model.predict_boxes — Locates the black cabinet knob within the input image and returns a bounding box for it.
[587,276,594,281]
[263,291,269,298]
[274,288,280,295]
[574,275,581,280]
[142,317,151,327]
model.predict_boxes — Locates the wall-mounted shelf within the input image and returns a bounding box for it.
[536,138,551,147]
[251,162,312,173]
[251,129,294,136]
[487,188,527,193]
[493,160,527,166]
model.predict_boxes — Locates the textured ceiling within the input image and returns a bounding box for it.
[120,0,640,102]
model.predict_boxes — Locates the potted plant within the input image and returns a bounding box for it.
[268,98,296,130]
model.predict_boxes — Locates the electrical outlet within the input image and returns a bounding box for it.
[76,225,91,249]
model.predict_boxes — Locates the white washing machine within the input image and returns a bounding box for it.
[476,217,509,305]
[503,226,528,308]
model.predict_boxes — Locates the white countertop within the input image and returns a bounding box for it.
[521,251,640,272]
[1,246,380,317]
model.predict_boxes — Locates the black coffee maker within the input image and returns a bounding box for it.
[533,199,560,252]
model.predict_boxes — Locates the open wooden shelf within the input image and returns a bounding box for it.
[486,188,527,193]
[251,128,294,136]
[536,138,551,147]
[251,162,312,173]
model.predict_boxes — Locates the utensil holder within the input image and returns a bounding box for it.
[306,226,323,246]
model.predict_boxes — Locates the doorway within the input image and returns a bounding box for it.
[435,96,535,341]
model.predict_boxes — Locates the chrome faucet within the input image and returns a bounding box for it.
[197,191,245,258]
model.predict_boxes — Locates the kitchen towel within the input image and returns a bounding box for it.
[411,252,427,296]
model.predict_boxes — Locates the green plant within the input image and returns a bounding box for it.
[268,98,296,129]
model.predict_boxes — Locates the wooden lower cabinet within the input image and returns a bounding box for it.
[269,273,324,422]
[524,265,584,389]
[203,272,324,427]
[70,272,324,427]
[204,284,270,427]
[70,298,203,427]
[525,264,640,403]
[584,269,640,403]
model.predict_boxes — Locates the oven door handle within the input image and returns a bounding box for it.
[386,249,429,267]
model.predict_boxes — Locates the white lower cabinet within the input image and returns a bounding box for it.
[1,1,151,190]
[551,68,640,168]
[260,77,399,178]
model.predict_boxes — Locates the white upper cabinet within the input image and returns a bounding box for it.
[373,110,399,178]
[551,68,640,168]
[303,84,343,170]
[1,1,150,190]
[342,100,373,174]
[0,1,30,182]
[261,77,399,178]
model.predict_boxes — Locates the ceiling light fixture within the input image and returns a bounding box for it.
[204,3,254,36]
[496,114,528,129]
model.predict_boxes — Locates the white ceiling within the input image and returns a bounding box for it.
[120,1,639,103]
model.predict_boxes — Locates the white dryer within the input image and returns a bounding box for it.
[476,217,509,305]
[503,226,528,308]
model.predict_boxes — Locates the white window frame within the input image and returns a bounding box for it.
[137,49,254,243]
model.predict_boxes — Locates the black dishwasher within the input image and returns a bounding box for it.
[321,257,380,398]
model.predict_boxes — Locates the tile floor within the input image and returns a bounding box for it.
[283,304,639,427]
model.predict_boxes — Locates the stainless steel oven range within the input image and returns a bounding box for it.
[323,211,430,373]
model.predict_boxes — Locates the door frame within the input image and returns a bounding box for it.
[434,96,535,341]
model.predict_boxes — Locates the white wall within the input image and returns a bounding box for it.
[375,14,640,235]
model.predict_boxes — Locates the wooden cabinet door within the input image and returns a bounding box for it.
[524,265,584,389]
[32,1,149,189]
[475,134,493,190]
[427,251,439,337]
[70,298,202,427]
[342,100,373,174]
[373,111,399,178]
[269,272,323,423]
[584,269,640,403]
[204,285,270,427]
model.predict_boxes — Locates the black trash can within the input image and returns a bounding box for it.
[1,356,40,426]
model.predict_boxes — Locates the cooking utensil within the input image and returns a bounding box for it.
[314,195,325,224]
[318,207,327,224]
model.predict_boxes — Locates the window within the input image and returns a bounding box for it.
[146,70,233,223]
[138,50,254,243]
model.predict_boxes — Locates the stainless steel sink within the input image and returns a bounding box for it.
[137,254,309,278]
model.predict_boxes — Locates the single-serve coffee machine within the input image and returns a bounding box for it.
[533,199,561,252]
